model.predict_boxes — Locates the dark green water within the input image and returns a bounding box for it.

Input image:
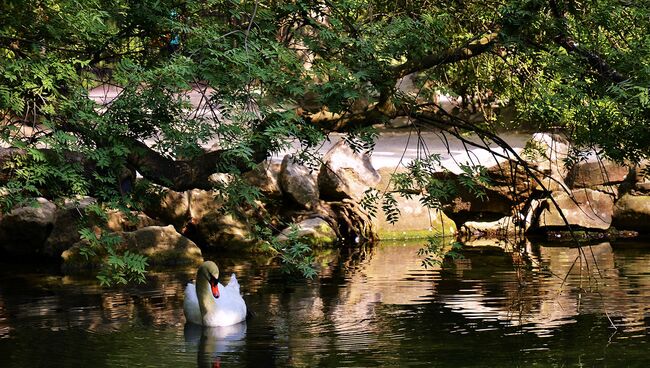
[0,240,648,367]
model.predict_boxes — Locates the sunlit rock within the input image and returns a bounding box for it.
[459,216,519,240]
[279,155,319,210]
[185,189,223,222]
[441,181,515,224]
[318,140,381,202]
[567,158,630,189]
[374,194,457,239]
[277,217,337,246]
[486,160,535,205]
[243,160,282,198]
[194,212,257,250]
[533,188,614,230]
[142,187,191,228]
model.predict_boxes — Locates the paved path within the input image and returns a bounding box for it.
[89,85,531,172]
[273,130,530,172]
[369,130,529,171]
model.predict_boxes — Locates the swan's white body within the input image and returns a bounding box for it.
[184,272,247,327]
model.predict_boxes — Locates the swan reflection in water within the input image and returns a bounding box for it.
[184,322,247,367]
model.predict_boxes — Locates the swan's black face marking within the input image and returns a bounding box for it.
[209,275,220,299]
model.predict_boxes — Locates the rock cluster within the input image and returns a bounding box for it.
[4,132,649,270]
[455,133,645,241]
[0,139,382,270]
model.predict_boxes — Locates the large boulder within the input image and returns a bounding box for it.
[372,168,456,239]
[533,189,614,230]
[612,194,650,232]
[243,160,282,198]
[628,161,650,194]
[61,225,203,271]
[440,178,515,224]
[486,160,535,206]
[185,189,223,221]
[44,198,161,258]
[42,197,95,257]
[142,187,191,228]
[374,167,503,233]
[142,188,223,230]
[567,158,630,188]
[279,155,319,209]
[318,140,381,202]
[0,198,56,256]
[193,212,257,250]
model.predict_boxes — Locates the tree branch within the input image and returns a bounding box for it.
[126,139,268,191]
[549,0,628,84]
[0,137,269,192]
[391,32,500,79]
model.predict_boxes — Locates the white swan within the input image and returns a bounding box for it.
[184,261,247,327]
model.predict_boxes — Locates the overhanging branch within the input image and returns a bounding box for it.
[391,32,500,79]
[126,139,269,191]
[549,0,628,84]
[0,137,269,192]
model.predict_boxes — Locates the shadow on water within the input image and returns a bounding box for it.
[0,238,649,367]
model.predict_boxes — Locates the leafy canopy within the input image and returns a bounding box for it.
[2,0,650,281]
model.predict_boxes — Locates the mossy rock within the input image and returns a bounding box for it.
[277,217,338,247]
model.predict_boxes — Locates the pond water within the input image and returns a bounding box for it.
[1,240,649,367]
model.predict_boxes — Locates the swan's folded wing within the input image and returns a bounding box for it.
[225,273,240,293]
[183,283,202,325]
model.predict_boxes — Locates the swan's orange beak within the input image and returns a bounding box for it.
[210,276,220,299]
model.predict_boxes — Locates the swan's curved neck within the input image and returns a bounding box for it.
[196,275,217,320]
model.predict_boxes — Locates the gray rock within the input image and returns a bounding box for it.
[534,189,614,230]
[318,140,381,202]
[194,212,257,249]
[243,160,282,197]
[279,155,319,209]
[568,158,630,188]
[45,198,161,258]
[0,198,56,256]
[612,194,650,232]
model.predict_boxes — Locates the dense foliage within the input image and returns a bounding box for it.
[2,0,649,281]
